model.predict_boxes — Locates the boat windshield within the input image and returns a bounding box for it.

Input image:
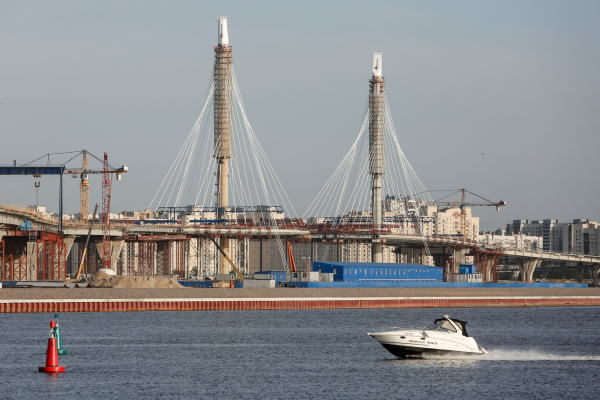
[433,317,470,337]
[431,319,459,332]
[423,325,454,333]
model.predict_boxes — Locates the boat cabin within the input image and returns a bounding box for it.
[433,316,470,337]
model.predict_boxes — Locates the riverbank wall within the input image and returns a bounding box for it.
[2,287,600,313]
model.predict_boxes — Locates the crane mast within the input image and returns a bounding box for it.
[101,153,113,269]
[80,151,89,222]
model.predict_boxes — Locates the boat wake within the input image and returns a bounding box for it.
[421,349,600,361]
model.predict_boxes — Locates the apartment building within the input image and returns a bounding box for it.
[507,219,599,255]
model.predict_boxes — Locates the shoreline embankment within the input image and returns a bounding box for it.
[1,287,600,312]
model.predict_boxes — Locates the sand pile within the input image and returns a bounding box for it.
[86,271,184,289]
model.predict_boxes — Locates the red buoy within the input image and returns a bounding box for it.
[39,321,65,373]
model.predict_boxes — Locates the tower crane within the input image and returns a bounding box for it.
[434,189,506,237]
[0,150,128,230]
[80,151,89,222]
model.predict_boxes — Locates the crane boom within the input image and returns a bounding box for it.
[433,188,506,237]
[76,203,99,279]
[80,151,89,222]
[436,202,506,207]
[205,231,244,281]
[287,242,297,272]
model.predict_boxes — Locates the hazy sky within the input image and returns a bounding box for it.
[1,0,599,231]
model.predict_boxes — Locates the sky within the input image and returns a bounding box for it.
[1,0,599,231]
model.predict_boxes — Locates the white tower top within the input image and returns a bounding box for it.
[372,52,382,77]
[218,16,229,46]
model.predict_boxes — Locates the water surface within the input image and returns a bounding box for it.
[1,307,599,399]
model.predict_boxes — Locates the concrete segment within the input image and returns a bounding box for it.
[517,258,539,281]
[26,242,37,280]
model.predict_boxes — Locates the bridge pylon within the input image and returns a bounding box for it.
[214,16,233,274]
[369,52,385,262]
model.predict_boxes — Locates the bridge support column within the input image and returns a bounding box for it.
[541,261,548,279]
[94,240,104,269]
[484,258,495,283]
[451,249,466,275]
[593,264,599,287]
[157,242,165,275]
[561,261,566,279]
[577,262,583,283]
[419,248,428,265]
[94,239,125,273]
[63,236,76,265]
[110,240,125,272]
[188,238,198,278]
[400,248,417,264]
[219,238,231,274]
[372,241,383,263]
[516,258,538,282]
[26,242,38,281]
[62,236,76,277]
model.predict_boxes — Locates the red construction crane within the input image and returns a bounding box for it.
[287,242,297,272]
[101,153,113,269]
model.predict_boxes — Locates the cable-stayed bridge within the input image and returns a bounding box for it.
[1,16,599,283]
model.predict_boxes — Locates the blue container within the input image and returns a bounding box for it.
[288,281,588,288]
[254,270,287,283]
[460,264,477,274]
[178,281,214,288]
[312,262,443,282]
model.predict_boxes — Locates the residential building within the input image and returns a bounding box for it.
[478,230,542,251]
[506,219,599,255]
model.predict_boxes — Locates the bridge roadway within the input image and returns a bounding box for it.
[2,206,599,282]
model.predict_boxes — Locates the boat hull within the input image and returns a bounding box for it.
[367,329,486,359]
[380,343,484,358]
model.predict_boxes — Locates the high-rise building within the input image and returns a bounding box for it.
[506,219,599,255]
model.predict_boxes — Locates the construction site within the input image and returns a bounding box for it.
[1,16,599,293]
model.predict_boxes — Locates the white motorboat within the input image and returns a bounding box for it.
[367,315,487,358]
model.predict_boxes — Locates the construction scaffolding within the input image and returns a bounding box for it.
[1,229,67,281]
[122,235,190,277]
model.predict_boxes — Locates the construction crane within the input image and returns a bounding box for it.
[0,150,128,230]
[80,151,89,222]
[76,203,99,279]
[205,231,244,281]
[287,242,297,272]
[434,189,506,237]
[101,153,112,269]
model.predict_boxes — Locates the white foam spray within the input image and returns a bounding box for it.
[422,349,600,361]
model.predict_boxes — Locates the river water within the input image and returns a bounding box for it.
[1,306,599,399]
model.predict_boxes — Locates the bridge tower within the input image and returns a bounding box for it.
[214,16,233,274]
[369,52,385,262]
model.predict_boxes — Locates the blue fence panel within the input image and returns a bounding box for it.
[288,281,588,289]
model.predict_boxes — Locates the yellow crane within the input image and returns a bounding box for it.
[59,150,127,223]
[205,231,244,281]
[76,203,99,279]
[80,151,89,222]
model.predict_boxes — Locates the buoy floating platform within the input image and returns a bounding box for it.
[53,314,68,355]
[39,321,65,373]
